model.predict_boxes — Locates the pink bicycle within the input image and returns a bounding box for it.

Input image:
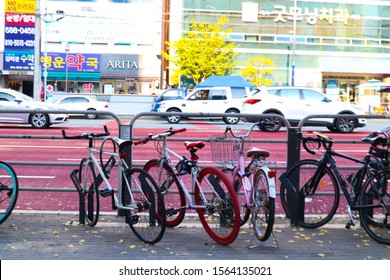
[210,122,277,242]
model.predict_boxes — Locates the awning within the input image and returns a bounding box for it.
[43,72,101,81]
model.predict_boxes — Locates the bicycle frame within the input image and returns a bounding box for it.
[224,124,277,204]
[85,145,148,211]
[157,137,222,210]
[306,143,384,213]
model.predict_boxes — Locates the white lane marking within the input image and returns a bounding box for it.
[0,145,84,149]
[1,175,55,179]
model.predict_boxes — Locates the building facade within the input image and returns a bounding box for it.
[176,0,390,109]
[1,0,390,109]
[1,0,163,98]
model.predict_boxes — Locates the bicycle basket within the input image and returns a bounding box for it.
[209,134,251,165]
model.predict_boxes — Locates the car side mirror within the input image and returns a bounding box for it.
[323,98,331,103]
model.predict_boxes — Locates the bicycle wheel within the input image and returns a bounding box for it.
[0,161,18,225]
[79,158,99,226]
[194,166,240,245]
[124,168,166,245]
[252,169,275,241]
[280,159,340,228]
[144,159,186,227]
[359,168,390,245]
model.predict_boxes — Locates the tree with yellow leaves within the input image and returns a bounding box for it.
[241,57,275,86]
[162,16,238,85]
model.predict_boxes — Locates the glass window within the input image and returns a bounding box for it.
[0,93,14,102]
[279,89,300,100]
[231,88,247,99]
[209,89,227,100]
[302,89,325,102]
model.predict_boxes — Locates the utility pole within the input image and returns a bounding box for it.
[33,0,41,101]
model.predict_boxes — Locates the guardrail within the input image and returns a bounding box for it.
[0,110,387,211]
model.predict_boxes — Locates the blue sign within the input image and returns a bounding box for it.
[4,25,35,50]
[3,50,35,71]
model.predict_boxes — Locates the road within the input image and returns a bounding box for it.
[0,117,388,213]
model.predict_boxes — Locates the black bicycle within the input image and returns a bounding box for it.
[280,128,390,245]
[0,161,18,224]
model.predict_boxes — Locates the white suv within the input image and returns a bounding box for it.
[242,86,366,133]
[158,86,250,124]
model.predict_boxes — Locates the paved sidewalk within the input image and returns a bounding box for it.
[0,212,389,260]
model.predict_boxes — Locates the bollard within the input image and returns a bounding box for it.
[283,127,302,226]
[70,169,85,225]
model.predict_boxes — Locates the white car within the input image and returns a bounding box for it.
[0,88,68,128]
[158,86,250,124]
[54,96,109,119]
[242,86,367,133]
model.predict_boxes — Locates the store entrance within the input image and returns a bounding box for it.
[339,80,358,103]
[323,75,364,104]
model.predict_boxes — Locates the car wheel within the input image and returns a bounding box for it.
[335,116,356,133]
[86,109,98,119]
[259,115,282,132]
[223,109,240,124]
[166,108,181,124]
[30,113,50,128]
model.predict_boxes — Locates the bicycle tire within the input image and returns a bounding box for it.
[79,158,99,226]
[143,159,186,227]
[194,166,240,245]
[280,159,340,228]
[359,167,390,245]
[252,169,275,241]
[124,168,166,245]
[0,161,18,225]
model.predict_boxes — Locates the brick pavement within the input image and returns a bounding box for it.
[0,212,389,260]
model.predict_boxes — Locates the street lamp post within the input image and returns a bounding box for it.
[65,43,70,92]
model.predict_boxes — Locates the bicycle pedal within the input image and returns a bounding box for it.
[128,215,139,225]
[99,189,113,197]
[345,220,355,229]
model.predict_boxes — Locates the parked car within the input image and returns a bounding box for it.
[0,88,68,128]
[151,88,187,112]
[158,86,250,124]
[53,95,109,119]
[242,86,367,133]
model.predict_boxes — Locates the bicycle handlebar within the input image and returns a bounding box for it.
[135,127,187,144]
[362,127,390,147]
[224,121,266,139]
[62,125,110,139]
[298,131,333,155]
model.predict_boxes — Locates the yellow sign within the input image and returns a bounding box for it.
[5,0,36,14]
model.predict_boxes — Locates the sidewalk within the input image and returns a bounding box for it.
[0,212,389,260]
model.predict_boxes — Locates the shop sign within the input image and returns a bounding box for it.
[100,54,159,77]
[5,13,35,26]
[4,25,35,50]
[3,50,34,71]
[5,0,36,14]
[245,5,362,26]
[40,53,100,72]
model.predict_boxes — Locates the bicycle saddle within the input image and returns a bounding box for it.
[184,141,205,150]
[246,147,270,158]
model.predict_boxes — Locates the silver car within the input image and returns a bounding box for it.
[0,88,68,128]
